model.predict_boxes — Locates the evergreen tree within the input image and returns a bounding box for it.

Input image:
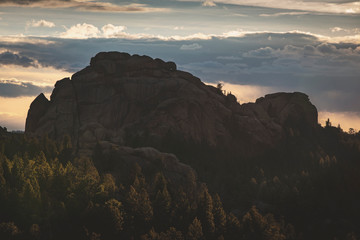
[141,228,159,240]
[238,210,289,240]
[0,222,21,240]
[133,174,146,192]
[198,188,215,235]
[29,224,40,240]
[159,227,184,240]
[325,118,331,128]
[152,172,167,193]
[0,154,7,188]
[34,152,53,190]
[21,177,41,224]
[0,143,5,155]
[187,217,203,240]
[96,173,117,200]
[263,214,286,240]
[125,181,153,236]
[42,135,58,159]
[11,155,25,190]
[213,193,226,237]
[153,186,172,230]
[103,198,124,235]
[225,212,241,239]
[242,206,267,240]
[152,172,172,231]
[139,188,154,223]
[172,189,192,232]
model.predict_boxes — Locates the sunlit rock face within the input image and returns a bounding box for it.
[26,51,318,156]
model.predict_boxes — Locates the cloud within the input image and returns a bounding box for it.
[0,0,169,12]
[260,11,309,17]
[0,36,55,45]
[202,0,216,6]
[330,27,348,33]
[0,31,359,115]
[74,3,168,13]
[174,26,185,30]
[216,56,243,60]
[57,24,360,44]
[326,34,360,44]
[60,23,215,40]
[242,42,360,60]
[26,19,55,28]
[180,43,203,50]
[180,0,360,14]
[0,51,37,67]
[0,79,52,97]
[60,23,155,39]
[238,44,360,85]
[178,39,360,114]
[60,23,101,39]
[10,18,360,44]
[243,47,275,58]
[101,24,127,38]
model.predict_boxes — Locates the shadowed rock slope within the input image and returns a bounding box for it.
[26,51,318,158]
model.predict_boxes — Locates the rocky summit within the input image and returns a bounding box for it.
[26,51,318,157]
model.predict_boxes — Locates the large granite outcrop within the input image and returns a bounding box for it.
[98,145,199,193]
[25,52,318,156]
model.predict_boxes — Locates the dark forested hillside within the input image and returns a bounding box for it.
[170,122,360,240]
[1,123,360,240]
[0,126,297,240]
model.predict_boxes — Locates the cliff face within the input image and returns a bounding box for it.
[26,51,318,156]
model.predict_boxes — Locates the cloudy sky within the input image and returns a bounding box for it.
[0,0,359,131]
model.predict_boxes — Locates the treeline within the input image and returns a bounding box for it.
[0,126,294,240]
[1,123,359,239]
[166,123,360,239]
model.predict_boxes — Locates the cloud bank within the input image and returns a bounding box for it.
[0,51,37,67]
[0,79,52,97]
[4,0,358,14]
[191,0,360,14]
[0,0,168,12]
[0,31,359,116]
[180,43,203,50]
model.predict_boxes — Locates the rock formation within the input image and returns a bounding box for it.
[26,51,318,157]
